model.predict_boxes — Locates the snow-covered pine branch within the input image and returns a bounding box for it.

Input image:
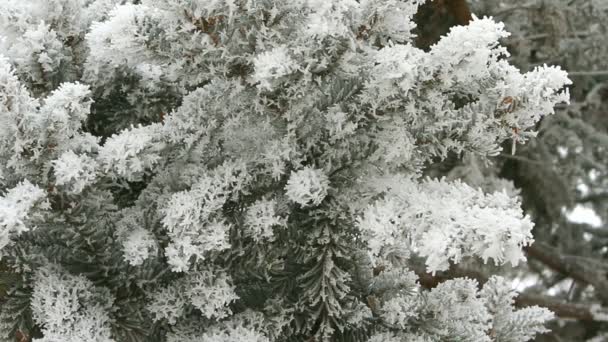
[0,1,572,341]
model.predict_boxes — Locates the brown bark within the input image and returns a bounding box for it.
[443,0,473,25]
[515,294,607,321]
[525,242,608,304]
[413,263,608,322]
[415,0,473,49]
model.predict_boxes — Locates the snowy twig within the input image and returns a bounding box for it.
[413,263,608,322]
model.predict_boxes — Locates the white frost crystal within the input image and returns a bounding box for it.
[0,1,571,341]
[161,162,248,272]
[147,268,238,323]
[357,176,534,273]
[97,124,164,181]
[31,265,115,342]
[252,46,297,90]
[285,167,330,207]
[244,199,286,242]
[0,180,48,251]
[121,226,157,266]
[52,150,97,194]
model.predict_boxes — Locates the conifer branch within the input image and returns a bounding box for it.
[413,264,608,322]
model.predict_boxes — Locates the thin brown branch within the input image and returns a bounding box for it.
[444,0,472,25]
[577,192,608,204]
[578,224,608,238]
[516,293,608,321]
[568,71,608,76]
[412,263,608,322]
[525,242,608,303]
[493,3,540,17]
[415,265,487,289]
[498,153,545,165]
[516,31,591,41]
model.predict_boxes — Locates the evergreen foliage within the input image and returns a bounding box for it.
[467,1,608,340]
[0,0,578,341]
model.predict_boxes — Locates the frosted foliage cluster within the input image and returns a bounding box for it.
[358,0,424,43]
[380,294,421,328]
[260,138,293,180]
[244,199,286,242]
[161,86,221,146]
[7,21,66,86]
[357,198,405,259]
[198,325,269,342]
[353,17,570,159]
[375,269,421,328]
[368,332,431,342]
[0,181,47,251]
[0,55,37,113]
[374,275,553,342]
[31,265,114,342]
[165,312,269,342]
[368,44,427,98]
[0,0,120,92]
[86,4,157,75]
[98,124,164,181]
[324,106,358,142]
[39,82,92,139]
[425,278,492,341]
[0,57,38,163]
[121,227,157,266]
[370,118,416,168]
[0,0,572,340]
[481,276,555,342]
[0,57,95,170]
[186,269,239,319]
[252,46,298,90]
[161,161,248,272]
[430,17,511,85]
[164,218,230,273]
[52,150,97,194]
[358,176,534,272]
[498,65,572,131]
[116,210,157,266]
[285,167,330,207]
[302,0,359,38]
[0,0,112,38]
[147,268,238,324]
[145,283,186,325]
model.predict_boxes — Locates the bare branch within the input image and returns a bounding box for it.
[498,153,545,165]
[568,71,608,76]
[525,242,608,303]
[577,192,608,204]
[516,293,608,321]
[493,3,540,17]
[411,263,608,322]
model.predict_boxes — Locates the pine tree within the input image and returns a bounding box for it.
[0,1,572,341]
